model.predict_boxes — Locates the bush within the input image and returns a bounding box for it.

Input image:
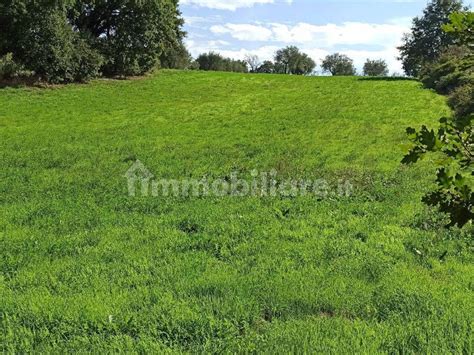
[0,53,22,80]
[420,46,474,94]
[71,37,104,83]
[448,83,474,117]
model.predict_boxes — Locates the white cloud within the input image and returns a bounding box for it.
[181,0,292,11]
[209,21,408,48]
[184,15,223,26]
[211,24,273,41]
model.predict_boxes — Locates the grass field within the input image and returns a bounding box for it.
[0,70,473,352]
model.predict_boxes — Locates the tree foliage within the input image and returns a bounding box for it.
[321,53,356,76]
[363,59,389,76]
[196,52,248,73]
[159,42,193,70]
[274,46,316,75]
[0,1,103,83]
[0,0,185,82]
[420,45,474,94]
[443,11,474,46]
[403,11,473,227]
[398,0,465,77]
[70,0,185,77]
[256,61,275,74]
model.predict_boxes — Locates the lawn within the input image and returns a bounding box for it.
[0,70,472,352]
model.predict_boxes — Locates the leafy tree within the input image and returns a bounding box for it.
[160,42,192,69]
[293,53,316,75]
[0,0,103,83]
[443,11,474,46]
[196,52,224,71]
[363,59,389,76]
[274,46,316,75]
[398,0,465,77]
[403,11,473,227]
[256,60,275,74]
[196,52,247,73]
[0,0,185,82]
[224,59,248,73]
[70,0,185,77]
[321,53,356,76]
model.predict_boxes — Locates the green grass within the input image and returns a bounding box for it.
[0,70,472,353]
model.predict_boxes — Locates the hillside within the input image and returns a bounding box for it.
[0,71,472,352]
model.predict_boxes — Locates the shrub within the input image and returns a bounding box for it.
[0,53,22,80]
[448,83,474,117]
[71,37,104,82]
[420,46,474,94]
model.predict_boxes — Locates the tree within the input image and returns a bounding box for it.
[363,59,389,76]
[0,1,102,83]
[398,0,465,77]
[274,46,316,75]
[321,53,356,76]
[256,60,275,74]
[70,0,185,77]
[245,54,261,73]
[196,52,225,71]
[196,52,248,73]
[402,11,473,227]
[223,58,248,73]
[160,42,193,69]
[293,53,316,75]
[0,0,186,82]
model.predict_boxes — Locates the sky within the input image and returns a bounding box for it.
[180,0,474,74]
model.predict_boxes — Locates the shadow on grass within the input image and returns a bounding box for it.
[0,76,41,89]
[358,76,417,82]
[0,74,150,89]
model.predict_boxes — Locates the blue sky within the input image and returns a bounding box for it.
[180,0,473,73]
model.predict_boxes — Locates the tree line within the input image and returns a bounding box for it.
[194,48,390,77]
[0,0,391,83]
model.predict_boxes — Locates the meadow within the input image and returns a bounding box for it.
[0,70,473,352]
